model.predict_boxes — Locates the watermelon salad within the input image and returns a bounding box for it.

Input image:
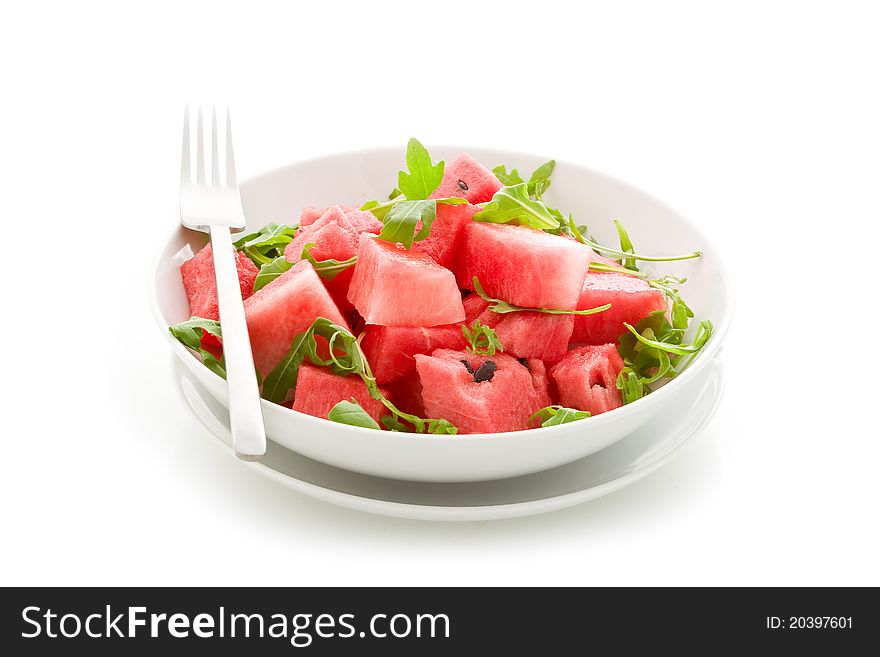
[170,139,713,435]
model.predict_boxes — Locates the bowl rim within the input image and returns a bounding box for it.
[150,144,734,443]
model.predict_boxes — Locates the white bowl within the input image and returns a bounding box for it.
[150,146,733,483]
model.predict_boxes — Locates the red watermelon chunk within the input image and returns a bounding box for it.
[347,234,465,327]
[571,273,665,344]
[413,202,479,269]
[361,324,467,384]
[286,206,382,263]
[180,243,259,320]
[462,295,574,363]
[299,204,357,227]
[285,206,383,312]
[429,153,503,204]
[414,349,551,434]
[244,261,349,378]
[292,364,388,424]
[549,344,625,416]
[457,223,592,310]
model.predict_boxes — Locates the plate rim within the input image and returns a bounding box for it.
[178,357,726,521]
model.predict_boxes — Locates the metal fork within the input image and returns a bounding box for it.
[180,106,266,460]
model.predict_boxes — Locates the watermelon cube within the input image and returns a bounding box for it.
[286,206,382,264]
[413,202,479,269]
[285,205,383,312]
[361,324,467,384]
[298,204,357,227]
[549,344,625,416]
[244,261,349,378]
[414,349,551,434]
[430,153,503,204]
[571,273,665,344]
[347,234,465,327]
[180,243,260,320]
[462,295,574,363]
[292,363,388,424]
[457,223,592,310]
[385,370,426,418]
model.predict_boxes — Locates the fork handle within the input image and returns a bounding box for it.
[209,225,267,460]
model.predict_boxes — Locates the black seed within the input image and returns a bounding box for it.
[517,357,530,370]
[457,179,469,191]
[473,360,497,383]
[460,359,475,374]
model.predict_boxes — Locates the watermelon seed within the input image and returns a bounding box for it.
[517,357,530,370]
[457,179,469,191]
[473,360,497,383]
[460,359,475,374]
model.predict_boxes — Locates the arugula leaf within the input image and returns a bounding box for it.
[472,277,611,316]
[253,255,294,291]
[397,138,444,200]
[378,200,437,248]
[328,399,381,430]
[473,183,560,230]
[492,165,524,186]
[462,320,503,356]
[527,160,555,199]
[300,243,357,280]
[376,198,466,249]
[262,317,458,434]
[578,220,702,264]
[614,219,638,271]
[233,223,297,266]
[168,317,226,378]
[530,405,591,427]
[360,198,400,221]
[380,415,410,432]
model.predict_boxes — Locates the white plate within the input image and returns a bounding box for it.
[152,146,734,482]
[176,355,725,521]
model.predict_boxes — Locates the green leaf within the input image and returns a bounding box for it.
[472,276,611,316]
[492,165,524,186]
[462,320,504,356]
[397,138,444,200]
[360,198,399,221]
[233,223,297,267]
[472,183,560,230]
[300,243,357,281]
[253,255,294,291]
[328,400,381,430]
[614,219,638,271]
[381,415,411,432]
[378,200,437,248]
[168,317,226,379]
[527,160,556,199]
[376,198,465,249]
[530,405,591,427]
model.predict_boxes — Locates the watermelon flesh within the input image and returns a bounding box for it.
[180,243,259,320]
[361,324,467,385]
[347,234,465,327]
[285,205,383,312]
[571,272,665,344]
[457,222,592,310]
[413,202,479,269]
[429,153,503,204]
[286,206,382,263]
[292,363,388,424]
[244,260,349,379]
[549,344,624,415]
[299,204,358,227]
[462,295,573,363]
[414,349,551,434]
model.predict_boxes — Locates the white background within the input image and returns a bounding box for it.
[2,0,878,586]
